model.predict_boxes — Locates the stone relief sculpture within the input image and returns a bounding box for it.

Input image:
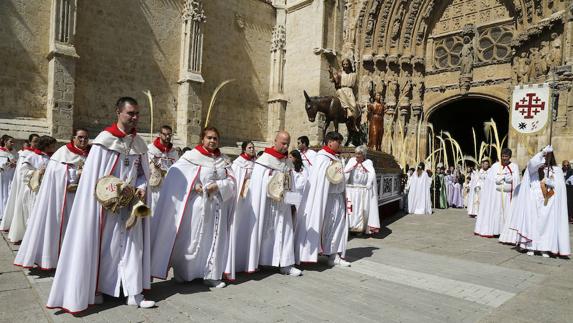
[549,32,562,68]
[398,68,412,108]
[411,69,424,106]
[528,47,544,82]
[459,36,474,76]
[360,60,375,106]
[516,51,530,84]
[385,68,398,107]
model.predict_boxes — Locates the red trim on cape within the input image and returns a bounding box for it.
[13,262,55,271]
[240,153,253,161]
[23,147,34,152]
[473,232,499,238]
[300,151,312,166]
[0,147,8,152]
[66,142,88,157]
[103,123,136,138]
[264,147,287,159]
[153,137,173,153]
[322,145,338,156]
[58,165,70,256]
[195,145,221,157]
[32,148,47,156]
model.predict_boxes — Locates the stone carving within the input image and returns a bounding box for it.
[182,0,206,22]
[402,0,422,48]
[431,0,509,35]
[516,51,530,84]
[365,0,382,39]
[385,67,398,107]
[416,20,427,45]
[549,32,562,68]
[539,40,550,74]
[367,93,385,151]
[528,47,544,82]
[476,25,513,63]
[374,57,386,96]
[270,25,286,52]
[533,0,543,16]
[398,67,412,108]
[390,4,406,46]
[411,69,424,107]
[359,59,375,106]
[376,1,394,47]
[459,36,474,76]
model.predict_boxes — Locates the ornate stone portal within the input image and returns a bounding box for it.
[337,0,573,167]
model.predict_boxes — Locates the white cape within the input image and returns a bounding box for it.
[47,131,151,314]
[147,142,178,212]
[0,149,18,221]
[0,150,31,231]
[294,149,348,263]
[150,148,236,281]
[344,157,380,233]
[14,145,86,269]
[510,152,570,255]
[474,162,520,237]
[299,149,317,169]
[407,170,433,215]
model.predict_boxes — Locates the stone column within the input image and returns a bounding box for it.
[47,0,78,140]
[267,1,287,142]
[176,0,206,146]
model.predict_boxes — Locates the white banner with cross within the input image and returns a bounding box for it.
[510,83,551,135]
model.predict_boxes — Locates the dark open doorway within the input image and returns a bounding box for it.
[428,97,508,165]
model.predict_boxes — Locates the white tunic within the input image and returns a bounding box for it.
[467,169,487,216]
[510,152,571,255]
[0,150,32,231]
[0,149,18,221]
[407,170,433,215]
[295,149,348,263]
[47,129,151,314]
[299,149,317,170]
[147,141,178,213]
[150,148,236,282]
[344,157,380,233]
[474,162,520,237]
[7,151,50,243]
[14,144,87,269]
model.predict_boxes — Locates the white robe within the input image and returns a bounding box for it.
[7,151,50,243]
[299,149,317,170]
[295,149,348,263]
[14,145,86,269]
[510,152,571,255]
[291,167,309,210]
[407,171,433,215]
[446,174,454,205]
[467,169,487,216]
[0,150,31,231]
[150,149,236,282]
[344,157,380,233]
[47,130,151,314]
[474,162,520,237]
[0,149,18,221]
[147,142,178,213]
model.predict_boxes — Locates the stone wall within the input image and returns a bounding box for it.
[0,0,50,119]
[73,0,181,135]
[201,0,274,146]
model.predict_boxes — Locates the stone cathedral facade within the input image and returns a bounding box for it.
[1,0,572,167]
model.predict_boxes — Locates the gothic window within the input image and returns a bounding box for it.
[433,35,464,69]
[476,25,512,63]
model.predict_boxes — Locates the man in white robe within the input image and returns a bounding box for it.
[474,148,520,238]
[7,136,56,243]
[295,131,350,267]
[344,145,380,234]
[467,159,490,218]
[407,163,433,215]
[47,97,154,313]
[0,134,38,231]
[15,129,89,269]
[510,146,570,257]
[297,135,317,169]
[151,128,236,287]
[147,125,178,213]
[0,135,18,221]
[235,132,302,276]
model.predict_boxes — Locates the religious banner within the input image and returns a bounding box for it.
[510,83,551,135]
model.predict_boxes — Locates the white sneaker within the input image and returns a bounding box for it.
[279,266,302,276]
[204,279,226,288]
[541,252,550,258]
[94,294,104,305]
[526,251,534,256]
[327,254,351,267]
[127,294,155,308]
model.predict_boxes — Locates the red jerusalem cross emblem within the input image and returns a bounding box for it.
[515,93,545,119]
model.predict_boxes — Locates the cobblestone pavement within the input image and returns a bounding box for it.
[1,208,572,322]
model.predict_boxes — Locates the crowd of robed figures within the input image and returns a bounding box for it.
[405,146,571,258]
[0,97,383,314]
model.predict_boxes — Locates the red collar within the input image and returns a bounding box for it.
[32,148,48,156]
[0,147,8,152]
[153,137,173,153]
[23,147,34,152]
[240,153,253,161]
[264,147,287,159]
[66,142,89,157]
[104,123,136,138]
[195,145,221,157]
[322,145,338,156]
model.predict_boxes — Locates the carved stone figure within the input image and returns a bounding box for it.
[385,68,398,107]
[528,47,544,82]
[539,41,550,75]
[411,69,424,106]
[549,32,562,68]
[416,20,427,45]
[367,92,385,151]
[391,18,401,44]
[359,61,375,106]
[459,36,474,76]
[516,51,530,84]
[398,68,412,107]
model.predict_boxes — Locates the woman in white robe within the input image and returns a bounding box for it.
[407,163,433,215]
[7,136,56,243]
[151,127,236,288]
[0,136,18,221]
[289,150,308,211]
[344,146,380,234]
[510,146,570,257]
[451,171,464,208]
[15,130,89,269]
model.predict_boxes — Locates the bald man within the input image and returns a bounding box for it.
[233,131,302,277]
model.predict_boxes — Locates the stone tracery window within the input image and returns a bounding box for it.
[476,25,512,62]
[433,35,464,69]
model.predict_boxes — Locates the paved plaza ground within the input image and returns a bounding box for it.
[1,208,572,323]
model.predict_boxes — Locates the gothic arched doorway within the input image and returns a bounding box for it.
[428,97,508,165]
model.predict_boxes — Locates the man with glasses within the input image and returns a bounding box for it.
[147,125,178,212]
